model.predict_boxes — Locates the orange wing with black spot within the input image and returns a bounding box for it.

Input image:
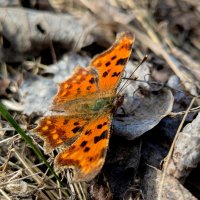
[55,113,111,182]
[90,32,134,93]
[32,115,89,154]
[52,66,99,111]
[32,32,134,182]
[52,32,134,112]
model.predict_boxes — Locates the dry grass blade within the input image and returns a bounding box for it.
[0,103,70,198]
[132,28,199,97]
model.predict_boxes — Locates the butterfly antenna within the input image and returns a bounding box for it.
[119,55,148,93]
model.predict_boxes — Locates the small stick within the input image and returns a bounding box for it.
[157,97,196,200]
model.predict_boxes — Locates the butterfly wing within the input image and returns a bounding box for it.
[54,113,112,182]
[52,65,99,111]
[32,115,89,154]
[90,32,134,94]
[52,32,134,112]
[32,32,134,182]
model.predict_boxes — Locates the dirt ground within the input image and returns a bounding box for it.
[0,0,200,199]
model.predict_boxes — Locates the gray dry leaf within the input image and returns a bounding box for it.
[21,73,56,115]
[142,167,197,200]
[0,7,86,62]
[166,112,200,183]
[113,88,174,139]
[44,53,90,83]
[113,62,174,140]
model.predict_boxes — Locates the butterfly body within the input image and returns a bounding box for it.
[33,32,134,182]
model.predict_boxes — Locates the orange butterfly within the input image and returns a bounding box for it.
[33,32,134,182]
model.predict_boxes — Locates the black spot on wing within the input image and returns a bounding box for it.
[85,129,92,135]
[97,124,103,129]
[63,119,69,125]
[80,141,87,147]
[89,157,93,161]
[111,55,117,60]
[111,72,120,77]
[103,71,108,77]
[103,122,107,126]
[105,61,111,67]
[116,57,128,65]
[94,130,108,144]
[89,78,95,84]
[86,86,92,90]
[72,126,83,134]
[77,88,81,94]
[84,147,90,152]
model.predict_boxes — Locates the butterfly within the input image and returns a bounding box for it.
[33,32,134,182]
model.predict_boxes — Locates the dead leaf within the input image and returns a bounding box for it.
[21,73,56,115]
[113,88,173,140]
[0,7,86,62]
[113,61,174,139]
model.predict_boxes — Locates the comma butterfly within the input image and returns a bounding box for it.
[33,32,134,182]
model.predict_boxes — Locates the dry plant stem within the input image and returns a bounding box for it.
[73,21,99,51]
[168,42,200,84]
[5,149,55,199]
[128,0,160,44]
[78,182,87,200]
[67,171,76,197]
[57,180,62,199]
[65,173,86,200]
[0,189,11,200]
[0,172,41,187]
[2,149,13,172]
[24,158,63,198]
[12,149,42,184]
[132,28,198,97]
[170,106,200,116]
[1,99,24,111]
[157,97,196,200]
[7,169,22,182]
[38,170,59,200]
[73,182,85,200]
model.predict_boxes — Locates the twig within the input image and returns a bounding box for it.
[170,106,200,116]
[0,189,11,200]
[157,97,196,200]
